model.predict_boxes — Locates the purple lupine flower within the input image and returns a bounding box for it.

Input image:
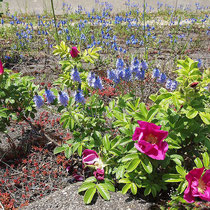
[116,58,124,70]
[152,68,160,78]
[33,94,44,108]
[157,73,167,83]
[107,69,117,82]
[71,67,81,83]
[45,89,56,104]
[75,90,85,104]
[165,79,172,89]
[87,72,95,87]
[94,76,103,90]
[123,66,132,81]
[197,59,202,68]
[171,81,178,91]
[59,91,69,106]
[141,60,148,71]
[136,70,145,80]
[131,57,140,74]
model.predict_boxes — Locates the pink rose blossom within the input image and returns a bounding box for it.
[70,46,80,58]
[132,121,168,160]
[0,60,4,75]
[184,167,210,203]
[82,149,99,165]
[93,168,104,181]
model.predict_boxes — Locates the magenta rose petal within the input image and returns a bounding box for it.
[133,121,168,160]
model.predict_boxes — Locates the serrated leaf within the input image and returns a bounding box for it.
[121,154,139,162]
[78,182,96,193]
[104,180,115,192]
[139,102,148,118]
[144,186,151,196]
[186,109,198,119]
[131,183,137,195]
[162,174,183,182]
[176,166,186,177]
[141,157,153,174]
[119,178,131,184]
[127,159,140,172]
[102,134,110,151]
[84,187,96,204]
[64,147,72,159]
[202,152,209,168]
[53,146,65,154]
[122,183,131,194]
[116,166,125,179]
[194,157,203,168]
[84,176,97,183]
[96,184,110,200]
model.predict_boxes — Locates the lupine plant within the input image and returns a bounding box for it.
[52,56,209,204]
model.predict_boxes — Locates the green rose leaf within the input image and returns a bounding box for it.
[96,184,110,200]
[84,187,96,204]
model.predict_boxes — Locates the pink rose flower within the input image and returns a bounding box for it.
[70,46,80,58]
[0,60,4,75]
[93,168,104,181]
[184,167,210,203]
[132,121,168,160]
[82,149,99,165]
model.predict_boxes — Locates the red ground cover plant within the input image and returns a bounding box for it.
[0,145,74,209]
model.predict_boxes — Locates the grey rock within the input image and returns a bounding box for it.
[22,182,152,210]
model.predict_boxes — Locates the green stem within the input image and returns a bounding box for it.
[143,0,147,60]
[50,0,59,44]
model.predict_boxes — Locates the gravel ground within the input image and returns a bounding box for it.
[2,0,210,15]
[22,182,153,210]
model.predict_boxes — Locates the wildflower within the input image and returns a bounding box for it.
[184,167,210,203]
[71,67,81,83]
[165,79,172,89]
[58,91,69,106]
[94,76,103,90]
[87,72,95,87]
[131,57,140,74]
[74,90,85,104]
[141,60,148,71]
[123,66,132,81]
[116,58,124,70]
[70,46,80,58]
[33,94,44,108]
[190,82,199,88]
[0,60,4,75]
[132,121,168,160]
[135,70,145,80]
[157,73,167,83]
[93,168,104,181]
[152,68,160,78]
[171,81,178,91]
[197,59,202,68]
[107,69,117,83]
[45,89,55,104]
